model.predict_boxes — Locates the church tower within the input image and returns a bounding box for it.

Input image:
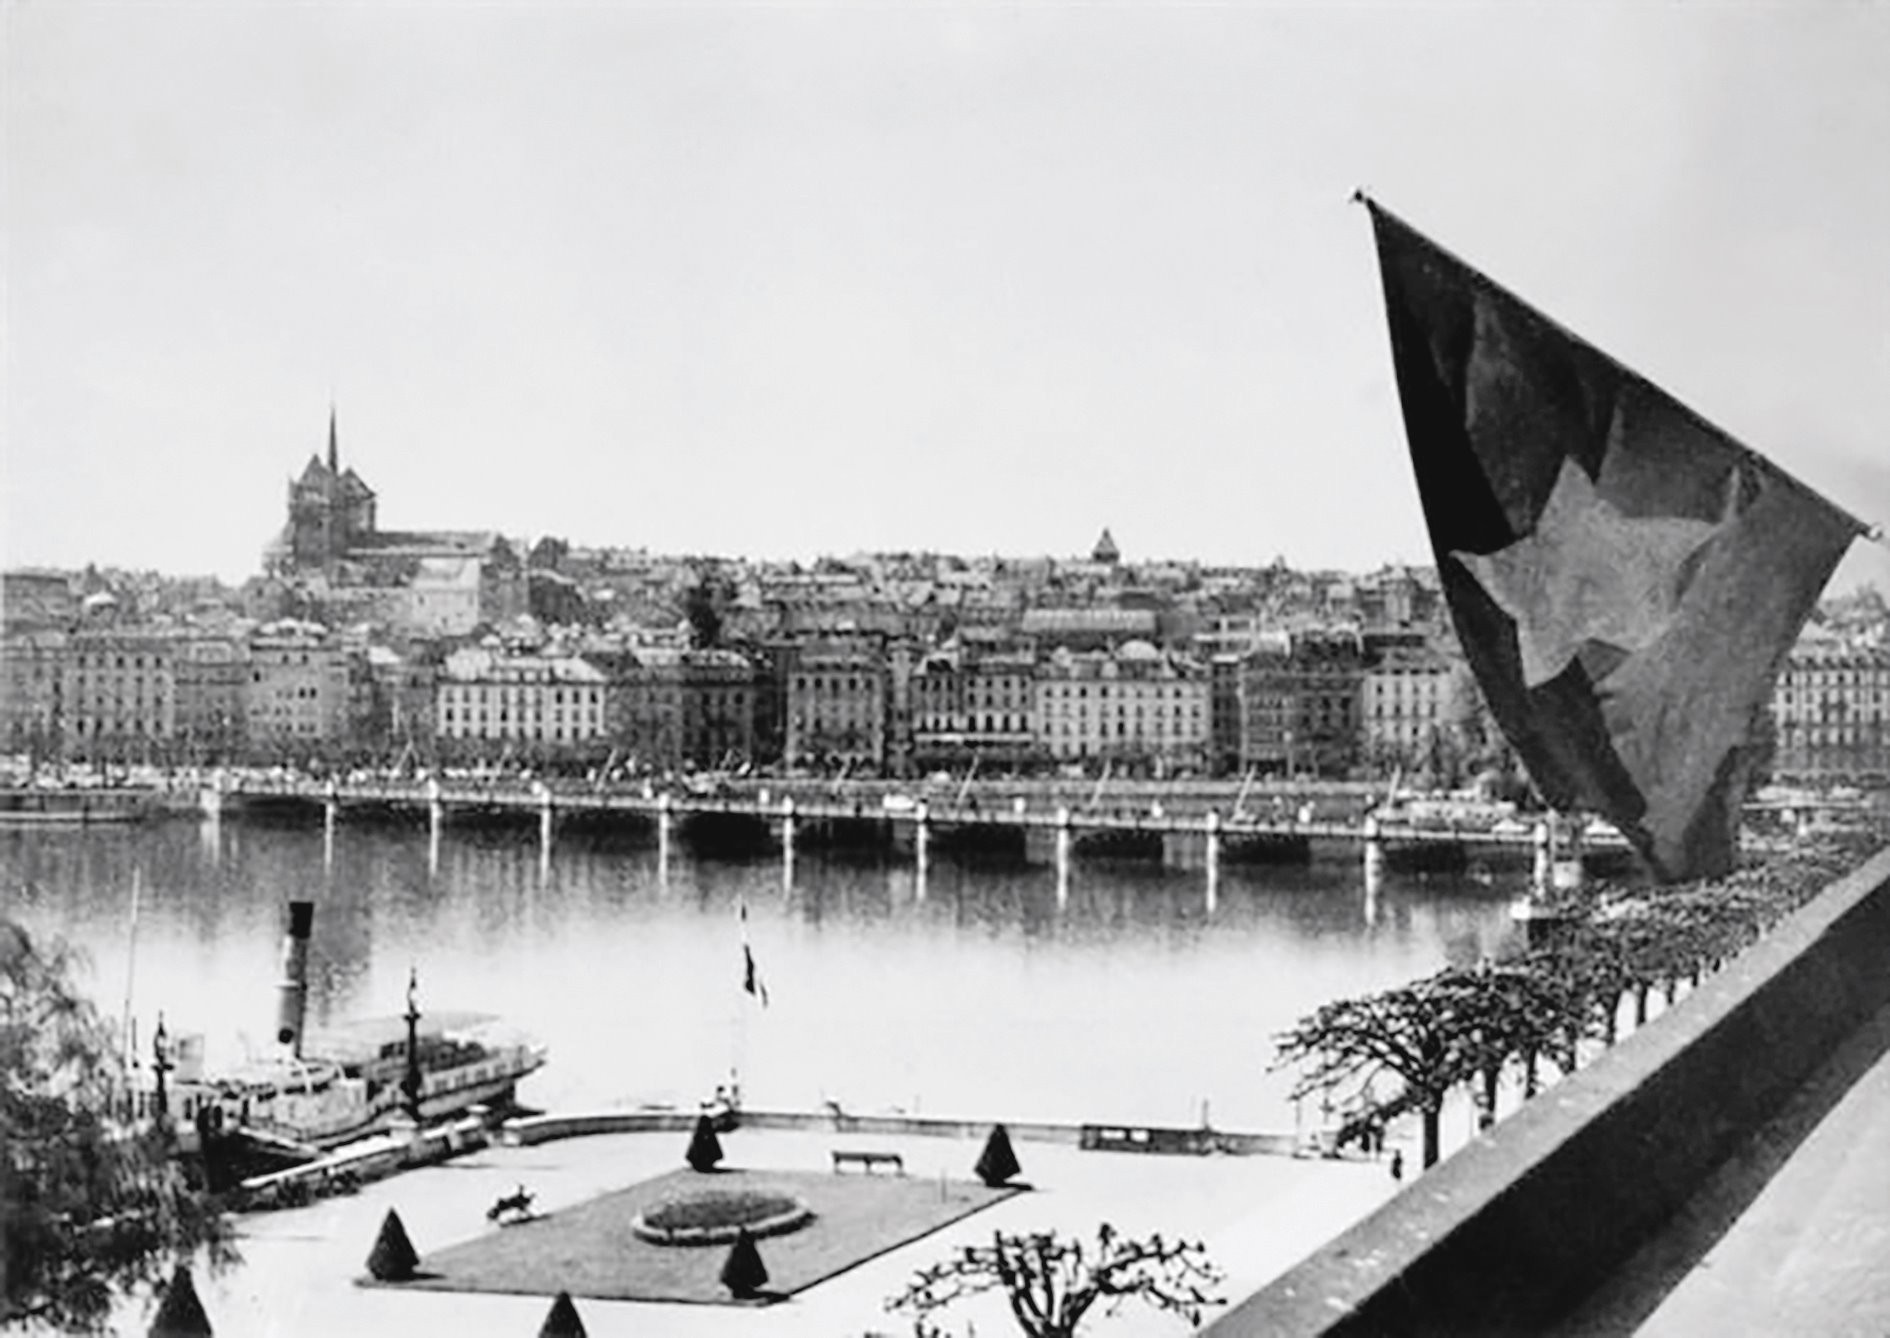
[280,408,376,575]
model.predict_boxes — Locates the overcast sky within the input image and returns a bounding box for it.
[5,3,1887,591]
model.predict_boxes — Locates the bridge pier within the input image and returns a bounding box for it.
[1553,820,1586,893]
[427,777,443,878]
[781,796,797,893]
[1205,810,1220,913]
[323,780,338,868]
[535,781,555,857]
[1162,810,1225,873]
[1363,814,1387,922]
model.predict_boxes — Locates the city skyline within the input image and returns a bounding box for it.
[6,5,1887,591]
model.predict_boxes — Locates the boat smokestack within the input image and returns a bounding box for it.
[275,900,314,1056]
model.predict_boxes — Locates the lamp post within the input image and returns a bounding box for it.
[151,1012,173,1133]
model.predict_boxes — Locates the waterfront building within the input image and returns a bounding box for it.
[676,649,758,772]
[0,631,67,762]
[1238,630,1366,779]
[172,637,249,763]
[246,622,354,758]
[58,630,179,762]
[436,646,608,762]
[1772,634,1890,782]
[1033,641,1208,776]
[1360,645,1456,774]
[1209,652,1244,777]
[600,647,757,773]
[909,647,1038,773]
[354,645,440,762]
[1234,636,1296,778]
[882,637,922,779]
[784,635,888,774]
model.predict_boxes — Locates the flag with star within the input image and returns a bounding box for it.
[1362,199,1865,882]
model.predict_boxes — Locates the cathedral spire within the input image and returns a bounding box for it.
[327,406,339,474]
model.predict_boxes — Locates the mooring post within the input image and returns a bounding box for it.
[915,799,930,892]
[657,790,673,878]
[426,775,443,877]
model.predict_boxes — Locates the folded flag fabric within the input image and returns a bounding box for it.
[743,942,769,1008]
[739,902,769,1007]
[1362,199,1864,881]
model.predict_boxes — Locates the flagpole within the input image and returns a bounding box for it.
[121,866,141,1079]
[733,901,749,1108]
[1352,189,1875,540]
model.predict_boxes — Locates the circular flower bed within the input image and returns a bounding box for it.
[631,1187,814,1246]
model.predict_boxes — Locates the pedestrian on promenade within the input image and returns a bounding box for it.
[1390,1150,1404,1183]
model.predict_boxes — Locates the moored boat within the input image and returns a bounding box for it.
[149,901,546,1153]
[0,786,162,824]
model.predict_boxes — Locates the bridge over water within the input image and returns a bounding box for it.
[207,775,1624,889]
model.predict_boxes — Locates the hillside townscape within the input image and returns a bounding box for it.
[4,421,1886,790]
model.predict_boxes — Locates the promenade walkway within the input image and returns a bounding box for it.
[1552,996,1890,1337]
[126,1128,1402,1337]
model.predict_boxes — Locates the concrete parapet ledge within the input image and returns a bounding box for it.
[1205,844,1890,1338]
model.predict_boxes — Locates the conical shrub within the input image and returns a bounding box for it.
[537,1289,588,1337]
[974,1123,1021,1186]
[149,1263,213,1337]
[720,1225,769,1298]
[685,1111,724,1172]
[365,1207,420,1282]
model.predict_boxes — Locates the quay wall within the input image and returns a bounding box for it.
[236,1114,490,1209]
[500,1107,1302,1158]
[1204,844,1890,1338]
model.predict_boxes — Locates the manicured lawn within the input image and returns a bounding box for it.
[370,1165,1021,1305]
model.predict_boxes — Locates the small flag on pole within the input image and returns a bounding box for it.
[739,904,769,1007]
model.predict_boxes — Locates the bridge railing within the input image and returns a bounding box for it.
[217,776,1589,848]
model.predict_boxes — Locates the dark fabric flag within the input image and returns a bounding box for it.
[739,902,768,1006]
[1363,200,1864,882]
[742,943,769,1007]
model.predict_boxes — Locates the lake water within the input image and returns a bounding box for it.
[0,816,1527,1133]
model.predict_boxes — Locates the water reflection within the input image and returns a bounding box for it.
[1,822,1526,1130]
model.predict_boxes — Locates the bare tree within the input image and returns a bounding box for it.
[886,1224,1223,1338]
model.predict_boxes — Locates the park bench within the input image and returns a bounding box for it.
[832,1149,904,1175]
